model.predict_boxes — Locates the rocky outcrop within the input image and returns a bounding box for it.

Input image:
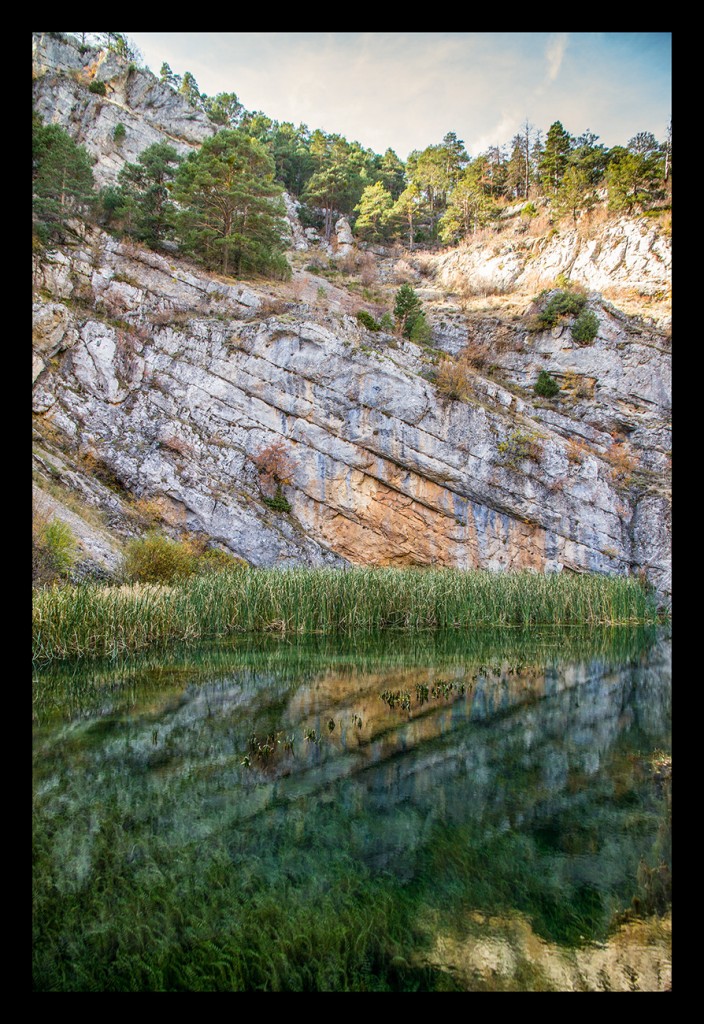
[32,33,216,186]
[433,216,671,307]
[32,229,671,602]
[332,217,355,261]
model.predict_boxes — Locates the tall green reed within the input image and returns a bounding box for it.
[33,567,662,665]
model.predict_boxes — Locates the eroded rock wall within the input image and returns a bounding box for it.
[32,33,217,186]
[32,232,671,601]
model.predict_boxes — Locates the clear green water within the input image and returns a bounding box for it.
[32,627,671,991]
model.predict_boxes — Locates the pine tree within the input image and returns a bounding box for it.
[160,62,181,90]
[606,146,663,213]
[203,92,243,129]
[439,157,496,242]
[117,142,182,248]
[394,284,424,339]
[354,181,393,241]
[539,121,573,193]
[179,71,202,109]
[386,183,420,248]
[377,148,406,200]
[32,116,95,245]
[554,165,595,224]
[173,129,290,278]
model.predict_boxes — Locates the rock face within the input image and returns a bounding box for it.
[32,33,216,186]
[32,226,671,602]
[433,216,671,303]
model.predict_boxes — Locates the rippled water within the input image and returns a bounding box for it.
[32,627,671,991]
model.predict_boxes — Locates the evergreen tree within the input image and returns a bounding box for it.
[484,145,508,198]
[179,71,202,109]
[569,130,609,186]
[506,120,539,199]
[116,142,182,248]
[540,121,573,193]
[354,181,394,241]
[33,116,95,245]
[302,132,367,239]
[203,92,243,128]
[506,136,527,200]
[439,157,497,242]
[160,62,181,90]
[440,131,470,188]
[393,283,424,339]
[606,146,663,213]
[389,182,424,248]
[268,122,315,195]
[554,165,595,224]
[173,129,290,278]
[377,148,407,200]
[406,142,457,239]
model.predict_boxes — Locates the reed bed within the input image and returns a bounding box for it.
[33,567,661,665]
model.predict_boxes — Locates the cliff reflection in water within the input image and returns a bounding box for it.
[32,626,671,990]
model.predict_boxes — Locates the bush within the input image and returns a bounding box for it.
[571,309,599,345]
[197,547,247,573]
[536,290,587,329]
[89,80,107,95]
[435,358,473,401]
[262,487,292,513]
[378,312,394,332]
[32,510,77,586]
[123,533,199,584]
[356,310,381,332]
[394,283,424,339]
[409,312,432,345]
[534,370,560,398]
[113,122,126,144]
[497,429,543,469]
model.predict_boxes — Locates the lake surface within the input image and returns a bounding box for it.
[32,626,671,991]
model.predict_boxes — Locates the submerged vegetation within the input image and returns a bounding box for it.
[32,623,671,991]
[33,566,661,665]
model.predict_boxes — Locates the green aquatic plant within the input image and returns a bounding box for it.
[33,567,663,666]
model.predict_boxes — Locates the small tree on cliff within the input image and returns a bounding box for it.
[393,283,424,339]
[32,116,95,245]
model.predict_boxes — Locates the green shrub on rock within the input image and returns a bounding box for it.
[571,309,599,345]
[537,290,587,329]
[356,310,381,331]
[534,370,560,398]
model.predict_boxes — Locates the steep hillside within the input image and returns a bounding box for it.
[32,34,672,605]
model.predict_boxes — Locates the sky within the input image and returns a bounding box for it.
[122,32,671,161]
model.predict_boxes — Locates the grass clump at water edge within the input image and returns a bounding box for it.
[32,567,662,666]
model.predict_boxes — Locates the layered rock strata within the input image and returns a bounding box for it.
[32,231,671,602]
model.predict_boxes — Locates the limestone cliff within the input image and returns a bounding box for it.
[32,33,671,605]
[32,33,216,186]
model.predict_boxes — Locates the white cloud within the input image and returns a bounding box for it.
[545,33,569,83]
